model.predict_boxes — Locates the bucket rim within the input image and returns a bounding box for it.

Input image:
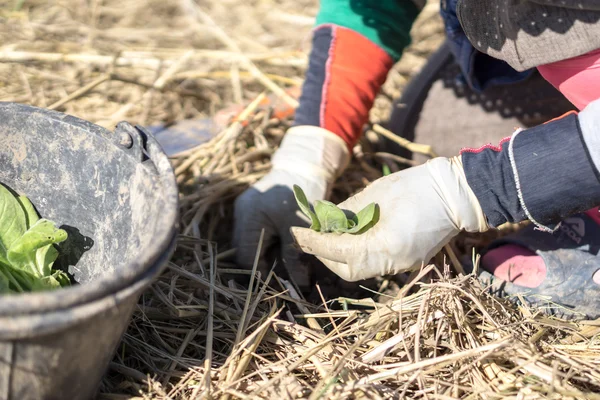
[0,232,177,337]
[0,103,179,316]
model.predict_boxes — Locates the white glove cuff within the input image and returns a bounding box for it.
[428,156,490,233]
[452,156,490,232]
[271,126,351,183]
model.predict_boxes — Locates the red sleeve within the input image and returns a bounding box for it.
[293,25,394,149]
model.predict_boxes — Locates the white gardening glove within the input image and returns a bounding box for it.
[233,126,350,287]
[290,156,490,282]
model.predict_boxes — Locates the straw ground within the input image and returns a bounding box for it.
[1,0,599,398]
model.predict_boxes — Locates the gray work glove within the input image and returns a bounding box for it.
[233,126,350,287]
[291,156,490,281]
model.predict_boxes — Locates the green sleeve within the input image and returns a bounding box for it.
[315,0,421,61]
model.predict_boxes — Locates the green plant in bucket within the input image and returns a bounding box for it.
[0,184,70,293]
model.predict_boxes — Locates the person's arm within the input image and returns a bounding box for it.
[291,98,600,282]
[233,1,422,281]
[462,99,600,232]
[294,0,421,148]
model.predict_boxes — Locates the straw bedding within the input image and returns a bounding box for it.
[1,0,599,398]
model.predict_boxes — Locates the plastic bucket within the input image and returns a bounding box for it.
[0,103,178,400]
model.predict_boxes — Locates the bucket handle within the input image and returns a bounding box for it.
[114,122,150,163]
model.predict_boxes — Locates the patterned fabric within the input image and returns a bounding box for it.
[440,0,532,92]
[457,0,600,71]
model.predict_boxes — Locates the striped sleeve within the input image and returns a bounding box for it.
[293,25,395,148]
[293,1,419,148]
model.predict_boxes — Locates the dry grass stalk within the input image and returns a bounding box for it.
[3,0,599,399]
[103,96,600,400]
[103,231,600,399]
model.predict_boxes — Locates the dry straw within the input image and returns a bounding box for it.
[1,0,599,398]
[103,107,600,399]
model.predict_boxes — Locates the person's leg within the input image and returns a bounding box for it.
[385,40,600,320]
[473,210,600,319]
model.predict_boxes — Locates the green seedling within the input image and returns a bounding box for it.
[0,184,70,294]
[293,185,379,234]
[382,164,391,176]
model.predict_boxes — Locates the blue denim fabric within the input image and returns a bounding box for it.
[510,114,600,224]
[462,138,524,227]
[439,0,533,92]
[463,113,600,228]
[293,27,332,128]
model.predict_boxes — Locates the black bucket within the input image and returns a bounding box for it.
[0,103,178,400]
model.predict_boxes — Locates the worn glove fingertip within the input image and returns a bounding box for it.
[289,226,318,254]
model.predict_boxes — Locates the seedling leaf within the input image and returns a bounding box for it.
[346,203,379,234]
[382,164,391,176]
[293,185,379,235]
[314,200,348,233]
[292,185,321,231]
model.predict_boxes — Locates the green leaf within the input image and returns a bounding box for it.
[0,262,36,293]
[292,185,321,231]
[314,200,348,233]
[0,269,11,294]
[346,203,379,234]
[0,186,71,293]
[382,164,391,176]
[32,270,70,291]
[0,184,28,265]
[31,275,62,292]
[293,185,380,235]
[52,270,72,287]
[292,185,311,218]
[17,195,40,229]
[7,219,68,279]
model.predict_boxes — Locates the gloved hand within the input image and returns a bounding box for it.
[233,126,350,287]
[290,156,490,281]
